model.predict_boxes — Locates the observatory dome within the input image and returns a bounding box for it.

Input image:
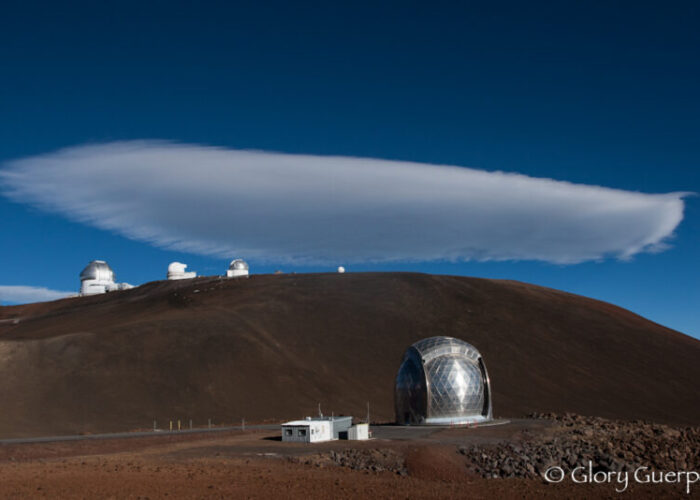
[394,336,492,425]
[226,259,249,278]
[79,260,134,295]
[167,262,197,280]
[80,260,115,283]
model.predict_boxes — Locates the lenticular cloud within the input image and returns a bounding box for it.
[0,141,688,264]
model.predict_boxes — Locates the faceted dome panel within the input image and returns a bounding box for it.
[425,355,484,420]
[394,348,428,425]
[394,336,492,425]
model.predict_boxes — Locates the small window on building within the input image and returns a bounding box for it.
[298,429,307,437]
[285,429,293,436]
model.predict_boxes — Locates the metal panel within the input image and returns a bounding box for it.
[425,355,484,420]
[348,424,369,440]
[394,336,493,425]
[80,260,115,282]
[329,416,352,439]
[394,347,428,425]
[281,425,310,443]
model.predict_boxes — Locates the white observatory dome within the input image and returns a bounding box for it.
[167,262,197,280]
[80,260,115,283]
[226,259,249,278]
[79,260,135,295]
[337,266,346,273]
[79,260,115,295]
[395,336,492,425]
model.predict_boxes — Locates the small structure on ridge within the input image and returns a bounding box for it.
[167,262,197,280]
[226,259,249,278]
[79,260,134,295]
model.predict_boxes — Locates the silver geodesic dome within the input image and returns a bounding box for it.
[394,336,492,425]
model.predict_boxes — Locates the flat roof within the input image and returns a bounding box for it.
[282,421,313,426]
[282,416,351,426]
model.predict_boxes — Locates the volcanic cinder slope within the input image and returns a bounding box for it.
[0,273,698,438]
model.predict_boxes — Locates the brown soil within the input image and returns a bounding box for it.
[405,444,470,482]
[0,272,698,438]
[0,422,695,499]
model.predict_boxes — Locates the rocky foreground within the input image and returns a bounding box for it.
[462,413,699,479]
[292,413,699,481]
[290,448,408,475]
[1,418,696,498]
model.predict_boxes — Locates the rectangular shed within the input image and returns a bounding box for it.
[281,416,353,443]
[348,423,369,440]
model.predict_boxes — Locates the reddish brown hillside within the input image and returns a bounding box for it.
[0,273,698,437]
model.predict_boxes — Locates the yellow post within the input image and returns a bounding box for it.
[178,419,181,431]
[170,420,173,431]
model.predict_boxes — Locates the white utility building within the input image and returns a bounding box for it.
[167,262,197,280]
[226,259,249,278]
[281,416,353,443]
[282,419,333,443]
[79,260,134,295]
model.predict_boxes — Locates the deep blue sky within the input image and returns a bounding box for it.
[1,1,698,337]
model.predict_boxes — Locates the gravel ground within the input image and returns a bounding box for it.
[459,413,699,480]
[0,414,697,498]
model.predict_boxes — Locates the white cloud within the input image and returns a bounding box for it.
[0,141,689,264]
[0,286,75,304]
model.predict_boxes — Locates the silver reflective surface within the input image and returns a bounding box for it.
[229,259,249,270]
[412,336,480,364]
[394,348,426,425]
[395,336,492,425]
[80,260,115,282]
[425,355,484,419]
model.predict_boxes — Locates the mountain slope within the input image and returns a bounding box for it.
[0,273,698,437]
